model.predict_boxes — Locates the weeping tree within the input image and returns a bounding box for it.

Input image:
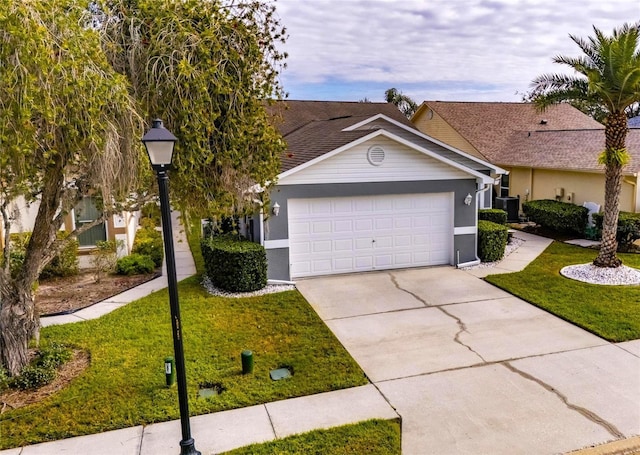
[385,87,418,118]
[98,0,288,219]
[531,22,640,268]
[0,1,146,375]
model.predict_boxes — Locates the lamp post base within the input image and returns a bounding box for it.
[180,438,201,455]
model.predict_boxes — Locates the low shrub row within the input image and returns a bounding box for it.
[201,234,267,292]
[478,208,507,225]
[522,199,588,235]
[593,211,640,250]
[478,220,508,262]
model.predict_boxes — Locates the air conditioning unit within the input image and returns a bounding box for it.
[495,196,520,222]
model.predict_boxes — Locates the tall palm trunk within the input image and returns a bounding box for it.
[594,111,627,268]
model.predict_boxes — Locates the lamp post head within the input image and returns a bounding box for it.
[142,119,178,172]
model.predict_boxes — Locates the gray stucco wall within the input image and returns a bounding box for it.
[260,179,479,280]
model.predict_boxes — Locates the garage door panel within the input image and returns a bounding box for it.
[334,220,353,232]
[375,217,393,229]
[288,194,453,278]
[355,219,373,231]
[334,239,353,251]
[355,238,374,250]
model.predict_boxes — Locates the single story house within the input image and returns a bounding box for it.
[251,100,505,281]
[1,195,139,263]
[412,101,640,214]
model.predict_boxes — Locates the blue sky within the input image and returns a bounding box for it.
[274,0,640,103]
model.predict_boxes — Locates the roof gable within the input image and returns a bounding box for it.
[278,128,496,185]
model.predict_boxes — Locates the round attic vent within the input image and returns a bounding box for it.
[367,145,385,166]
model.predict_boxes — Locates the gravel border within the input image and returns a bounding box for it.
[460,236,525,270]
[202,276,295,298]
[560,263,640,285]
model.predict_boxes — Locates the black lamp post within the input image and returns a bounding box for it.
[142,119,201,455]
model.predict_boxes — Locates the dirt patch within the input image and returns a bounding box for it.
[0,349,90,412]
[35,270,160,316]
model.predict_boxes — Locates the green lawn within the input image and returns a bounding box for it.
[0,279,367,449]
[220,419,401,455]
[485,242,640,342]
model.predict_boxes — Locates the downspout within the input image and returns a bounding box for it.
[252,199,265,246]
[456,182,492,268]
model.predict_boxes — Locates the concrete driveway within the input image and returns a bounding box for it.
[296,267,640,455]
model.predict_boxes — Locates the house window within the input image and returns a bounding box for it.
[500,174,510,198]
[75,197,107,247]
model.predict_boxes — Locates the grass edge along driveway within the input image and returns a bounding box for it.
[0,278,367,449]
[485,241,640,342]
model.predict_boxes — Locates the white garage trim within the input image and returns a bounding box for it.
[264,239,289,249]
[454,226,477,235]
[288,193,454,278]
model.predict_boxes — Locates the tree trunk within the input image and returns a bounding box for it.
[0,154,65,375]
[594,111,627,268]
[0,277,39,376]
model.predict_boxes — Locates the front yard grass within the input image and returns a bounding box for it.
[221,419,401,455]
[0,279,367,449]
[485,242,640,342]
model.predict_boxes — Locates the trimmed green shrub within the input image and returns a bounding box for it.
[201,235,267,292]
[115,254,155,276]
[593,211,640,250]
[478,209,507,225]
[132,225,164,268]
[522,199,588,235]
[478,220,508,262]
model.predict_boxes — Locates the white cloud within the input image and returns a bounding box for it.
[274,0,640,101]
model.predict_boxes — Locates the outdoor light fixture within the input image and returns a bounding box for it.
[464,193,473,206]
[141,119,178,171]
[272,202,280,216]
[142,120,200,455]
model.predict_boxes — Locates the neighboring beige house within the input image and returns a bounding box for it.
[1,196,139,264]
[412,101,640,214]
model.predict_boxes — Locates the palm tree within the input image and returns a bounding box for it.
[385,88,418,118]
[531,22,640,268]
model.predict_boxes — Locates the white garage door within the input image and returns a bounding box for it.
[288,193,453,278]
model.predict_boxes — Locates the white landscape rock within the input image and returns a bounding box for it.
[560,263,640,285]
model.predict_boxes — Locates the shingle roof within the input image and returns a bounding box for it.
[421,101,604,163]
[267,100,416,172]
[491,128,640,174]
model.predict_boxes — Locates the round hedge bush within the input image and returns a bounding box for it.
[201,235,267,292]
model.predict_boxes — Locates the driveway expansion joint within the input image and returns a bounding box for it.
[502,362,625,439]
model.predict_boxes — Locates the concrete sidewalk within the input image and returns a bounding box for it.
[1,385,397,455]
